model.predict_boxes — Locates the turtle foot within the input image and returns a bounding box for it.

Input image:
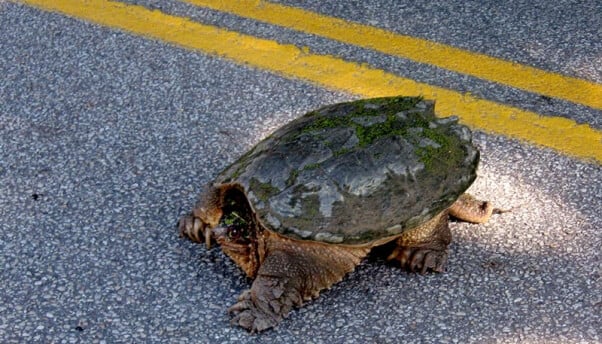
[385,212,451,274]
[178,214,210,245]
[387,246,448,274]
[228,289,283,333]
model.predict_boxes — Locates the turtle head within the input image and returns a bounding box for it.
[180,182,264,277]
[212,185,264,278]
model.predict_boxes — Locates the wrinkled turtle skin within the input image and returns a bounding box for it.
[179,96,495,333]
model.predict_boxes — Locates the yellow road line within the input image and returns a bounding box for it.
[21,0,602,163]
[184,0,602,111]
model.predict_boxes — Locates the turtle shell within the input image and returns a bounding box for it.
[216,96,479,245]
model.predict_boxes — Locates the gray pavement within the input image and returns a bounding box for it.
[0,1,600,343]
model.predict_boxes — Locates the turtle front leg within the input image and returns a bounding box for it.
[178,183,231,246]
[228,251,303,333]
[387,212,451,274]
[229,237,368,333]
[178,213,213,245]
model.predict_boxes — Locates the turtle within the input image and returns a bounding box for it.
[178,96,494,333]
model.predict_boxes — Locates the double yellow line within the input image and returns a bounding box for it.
[20,0,602,163]
[185,0,602,111]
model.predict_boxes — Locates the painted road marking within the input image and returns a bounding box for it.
[19,0,602,163]
[184,0,602,111]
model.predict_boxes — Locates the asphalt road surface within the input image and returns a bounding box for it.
[0,0,600,343]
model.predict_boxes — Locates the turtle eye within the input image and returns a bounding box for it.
[226,225,252,242]
[227,225,241,240]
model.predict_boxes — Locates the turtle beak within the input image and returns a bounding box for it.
[207,226,228,249]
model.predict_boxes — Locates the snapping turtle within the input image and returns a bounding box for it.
[179,96,493,332]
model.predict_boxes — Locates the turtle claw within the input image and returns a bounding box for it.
[415,249,448,273]
[388,246,448,274]
[230,309,277,334]
[228,290,253,312]
[178,214,208,245]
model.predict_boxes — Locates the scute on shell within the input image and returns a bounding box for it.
[217,96,479,245]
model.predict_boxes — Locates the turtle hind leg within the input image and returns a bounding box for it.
[229,236,368,332]
[386,212,451,274]
[449,193,493,224]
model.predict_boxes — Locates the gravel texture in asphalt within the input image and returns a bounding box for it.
[0,1,600,343]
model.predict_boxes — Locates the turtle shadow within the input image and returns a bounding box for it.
[269,234,600,342]
[185,225,599,343]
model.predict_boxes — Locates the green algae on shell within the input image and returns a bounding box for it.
[216,96,479,245]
